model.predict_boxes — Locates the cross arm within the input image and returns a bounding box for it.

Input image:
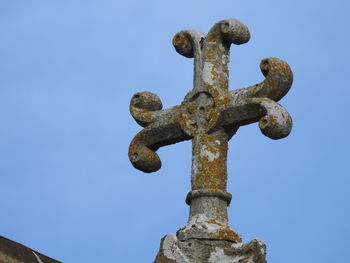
[128,92,191,173]
[130,91,164,127]
[231,57,293,102]
[219,57,293,139]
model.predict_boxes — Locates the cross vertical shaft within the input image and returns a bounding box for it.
[174,21,248,242]
[187,131,234,235]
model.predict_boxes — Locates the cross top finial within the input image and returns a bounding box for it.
[128,19,293,243]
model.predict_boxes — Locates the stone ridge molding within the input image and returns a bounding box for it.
[128,18,293,263]
[0,236,61,263]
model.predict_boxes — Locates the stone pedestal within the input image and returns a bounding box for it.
[154,234,266,263]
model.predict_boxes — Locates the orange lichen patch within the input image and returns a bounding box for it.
[214,207,228,222]
[130,107,156,125]
[205,46,221,64]
[128,132,162,173]
[179,108,201,137]
[217,228,242,243]
[187,103,197,114]
[172,33,188,48]
[179,92,223,137]
[221,81,229,91]
[210,65,219,79]
[205,85,231,111]
[202,28,231,95]
[205,111,220,132]
[206,219,225,227]
[203,219,242,242]
[207,31,218,43]
[192,134,228,191]
[205,47,215,61]
[129,91,164,127]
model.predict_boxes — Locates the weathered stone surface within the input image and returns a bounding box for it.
[129,18,293,263]
[154,234,266,263]
[0,236,60,263]
[154,234,190,263]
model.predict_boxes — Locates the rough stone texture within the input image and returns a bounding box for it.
[0,236,61,263]
[129,18,293,262]
[154,234,266,263]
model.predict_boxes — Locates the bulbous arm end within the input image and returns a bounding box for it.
[172,30,205,58]
[130,91,163,127]
[129,138,161,173]
[256,57,293,102]
[247,98,292,139]
[219,19,251,45]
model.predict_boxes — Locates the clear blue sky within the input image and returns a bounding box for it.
[1,1,349,262]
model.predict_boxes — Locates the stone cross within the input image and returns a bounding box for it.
[129,19,293,263]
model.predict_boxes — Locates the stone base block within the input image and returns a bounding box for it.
[153,234,266,263]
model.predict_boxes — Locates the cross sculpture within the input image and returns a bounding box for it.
[129,19,293,263]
